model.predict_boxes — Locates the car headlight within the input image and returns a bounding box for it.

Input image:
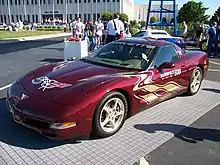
[49,122,77,129]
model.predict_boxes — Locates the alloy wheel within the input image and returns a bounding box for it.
[190,68,202,94]
[99,98,125,133]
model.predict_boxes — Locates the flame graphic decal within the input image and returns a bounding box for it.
[122,71,183,104]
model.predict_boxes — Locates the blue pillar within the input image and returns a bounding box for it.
[145,0,177,35]
[159,0,163,30]
[145,0,152,29]
[173,0,177,35]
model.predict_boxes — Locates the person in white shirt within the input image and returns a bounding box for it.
[105,13,125,44]
[75,17,84,39]
[71,19,77,37]
[96,19,104,47]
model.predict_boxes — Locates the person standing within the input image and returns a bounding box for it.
[75,17,84,39]
[207,22,217,58]
[105,13,125,44]
[216,24,220,56]
[181,21,188,38]
[196,22,204,47]
[71,19,77,37]
[89,22,97,51]
[96,19,104,48]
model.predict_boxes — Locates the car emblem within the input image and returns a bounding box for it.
[32,76,72,91]
[21,94,29,100]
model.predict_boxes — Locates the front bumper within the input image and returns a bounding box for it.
[6,82,93,140]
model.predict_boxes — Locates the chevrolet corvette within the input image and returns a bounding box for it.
[6,38,209,140]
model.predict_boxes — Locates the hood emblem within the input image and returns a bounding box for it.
[21,94,29,100]
[32,76,72,91]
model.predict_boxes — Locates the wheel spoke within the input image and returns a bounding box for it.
[110,120,116,129]
[101,117,110,127]
[103,106,111,114]
[116,110,124,117]
[112,99,119,110]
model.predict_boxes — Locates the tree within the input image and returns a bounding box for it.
[170,18,174,24]
[119,13,128,22]
[210,7,220,24]
[130,20,137,28]
[101,12,113,21]
[162,17,167,23]
[150,16,156,23]
[177,1,209,25]
[140,20,146,28]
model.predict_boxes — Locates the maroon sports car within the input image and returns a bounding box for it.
[6,38,209,140]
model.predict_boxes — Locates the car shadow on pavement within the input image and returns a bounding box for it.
[0,98,84,150]
[134,123,220,144]
[202,88,220,94]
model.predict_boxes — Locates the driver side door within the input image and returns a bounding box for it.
[148,45,187,102]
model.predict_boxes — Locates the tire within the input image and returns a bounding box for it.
[93,91,128,138]
[186,66,203,95]
[200,39,208,51]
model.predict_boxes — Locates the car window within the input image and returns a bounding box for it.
[132,31,146,37]
[82,42,157,70]
[154,45,178,68]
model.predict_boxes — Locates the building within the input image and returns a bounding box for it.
[0,0,177,24]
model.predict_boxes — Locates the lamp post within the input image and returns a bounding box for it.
[7,0,11,23]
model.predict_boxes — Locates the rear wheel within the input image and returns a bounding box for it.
[186,67,203,95]
[93,91,128,138]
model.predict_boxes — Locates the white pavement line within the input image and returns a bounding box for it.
[210,61,220,66]
[208,69,220,72]
[0,84,12,91]
[140,157,150,165]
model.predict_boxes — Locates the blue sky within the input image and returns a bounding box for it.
[134,0,219,16]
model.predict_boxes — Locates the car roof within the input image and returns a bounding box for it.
[117,37,172,47]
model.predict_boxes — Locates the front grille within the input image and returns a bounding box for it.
[23,114,50,129]
[8,96,50,129]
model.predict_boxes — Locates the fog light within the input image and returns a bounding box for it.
[50,122,77,129]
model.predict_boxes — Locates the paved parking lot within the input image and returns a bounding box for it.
[0,42,220,165]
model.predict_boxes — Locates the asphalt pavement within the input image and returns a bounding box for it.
[0,41,220,165]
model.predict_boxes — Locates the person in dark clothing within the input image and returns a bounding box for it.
[195,22,204,47]
[84,20,91,38]
[216,24,220,55]
[207,22,218,57]
[89,22,97,51]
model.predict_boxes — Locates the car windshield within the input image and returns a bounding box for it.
[82,42,157,70]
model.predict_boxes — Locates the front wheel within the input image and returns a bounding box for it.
[93,91,128,138]
[186,67,203,95]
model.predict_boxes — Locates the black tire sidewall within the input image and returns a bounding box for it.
[188,67,202,95]
[93,91,128,138]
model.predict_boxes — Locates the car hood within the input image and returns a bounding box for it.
[20,60,128,99]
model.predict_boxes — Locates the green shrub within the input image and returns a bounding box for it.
[130,28,139,35]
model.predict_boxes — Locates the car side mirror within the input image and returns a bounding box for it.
[159,62,175,69]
